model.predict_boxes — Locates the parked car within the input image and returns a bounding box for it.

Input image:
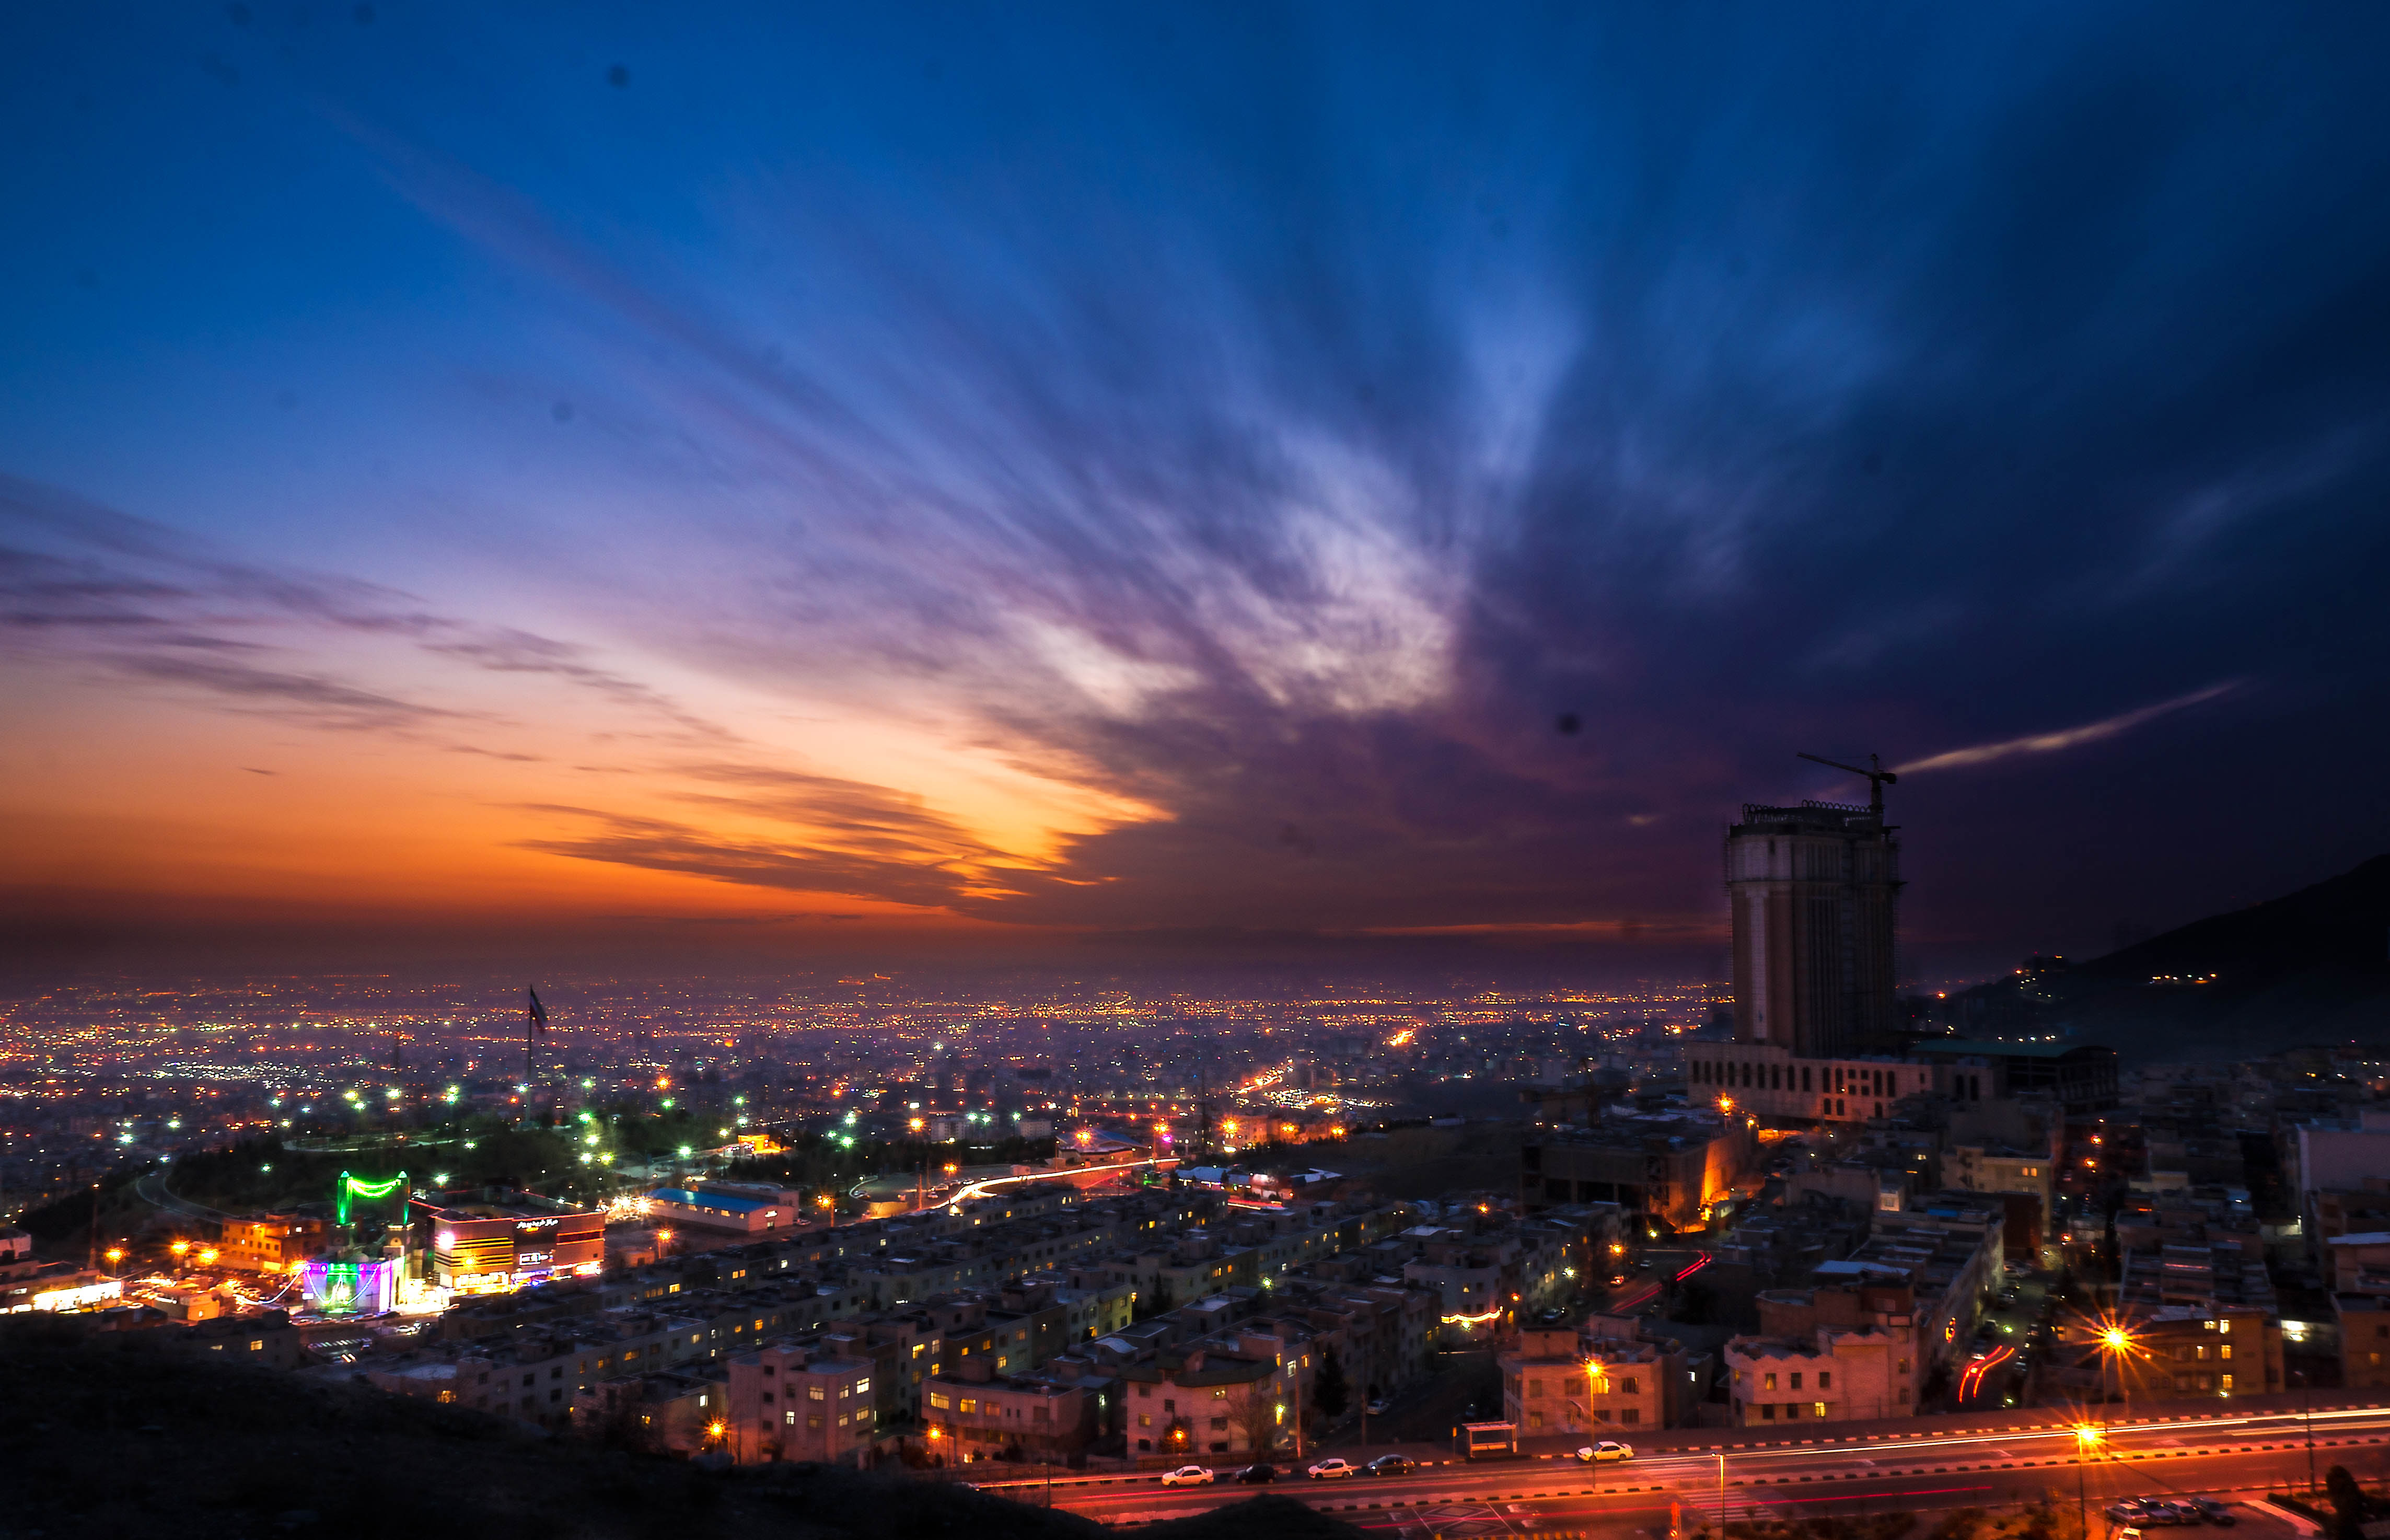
[2185,1499,2235,1526]
[1634,1259,1653,1271]
[1577,1441,1635,1463]
[1364,1454,1417,1477]
[2134,1500,2192,1525]
[1366,1398,1391,1416]
[1159,1465,1214,1488]
[1232,1463,1279,1485]
[1308,1458,1360,1480]
[2107,1503,2154,1523]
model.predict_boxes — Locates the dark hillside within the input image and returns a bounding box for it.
[1944,855,2390,1062]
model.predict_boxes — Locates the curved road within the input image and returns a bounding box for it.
[132,1168,228,1224]
[978,1402,2390,1534]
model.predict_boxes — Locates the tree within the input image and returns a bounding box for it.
[1312,1346,1350,1420]
[1228,1380,1281,1455]
[2326,1464,2366,1540]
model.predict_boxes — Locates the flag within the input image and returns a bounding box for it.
[528,986,548,1036]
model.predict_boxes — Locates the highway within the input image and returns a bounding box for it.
[976,1402,2390,1534]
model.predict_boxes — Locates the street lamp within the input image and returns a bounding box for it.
[2094,1322,2139,1420]
[2073,1423,2104,1540]
[104,1246,125,1276]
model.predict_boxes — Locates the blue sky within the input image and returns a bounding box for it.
[5,3,2389,976]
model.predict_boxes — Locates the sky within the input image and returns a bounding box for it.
[5,3,2390,983]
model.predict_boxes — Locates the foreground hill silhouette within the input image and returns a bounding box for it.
[1955,854,2390,1061]
[0,1317,1362,1540]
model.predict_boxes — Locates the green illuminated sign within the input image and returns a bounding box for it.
[336,1170,407,1226]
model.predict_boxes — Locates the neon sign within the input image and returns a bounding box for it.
[335,1171,407,1226]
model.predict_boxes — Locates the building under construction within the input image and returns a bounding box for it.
[1725,756,1903,1060]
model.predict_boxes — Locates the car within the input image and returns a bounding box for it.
[1232,1463,1279,1485]
[1159,1465,1214,1488]
[2185,1500,2235,1526]
[2135,1500,2192,1525]
[2107,1503,2154,1523]
[1577,1441,1635,1463]
[1634,1259,1654,1271]
[1608,1273,1630,1286]
[1309,1458,1360,1480]
[1366,1398,1391,1416]
[1364,1454,1417,1477]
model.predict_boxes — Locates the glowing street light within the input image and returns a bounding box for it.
[2073,1422,2105,1537]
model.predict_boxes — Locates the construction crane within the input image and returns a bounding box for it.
[1796,751,1897,816]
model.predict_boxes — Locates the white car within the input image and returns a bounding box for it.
[1307,1457,1360,1480]
[1367,1398,1390,1415]
[1577,1441,1635,1463]
[1159,1465,1214,1487]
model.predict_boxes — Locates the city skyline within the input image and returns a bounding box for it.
[10,5,2390,982]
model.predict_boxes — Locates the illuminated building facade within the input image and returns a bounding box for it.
[221,1215,329,1273]
[1,1259,121,1313]
[1519,1113,1755,1229]
[413,1197,603,1294]
[301,1257,399,1315]
[644,1183,801,1236]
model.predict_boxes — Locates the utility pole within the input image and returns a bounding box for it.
[2075,1432,2091,1540]
[2295,1370,2316,1494]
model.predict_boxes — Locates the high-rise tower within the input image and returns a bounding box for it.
[1726,791,1901,1059]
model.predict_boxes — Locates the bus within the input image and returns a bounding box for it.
[1460,1421,1518,1460]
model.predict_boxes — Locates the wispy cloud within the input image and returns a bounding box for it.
[512,806,985,911]
[0,474,727,742]
[114,655,466,732]
[1896,682,2242,775]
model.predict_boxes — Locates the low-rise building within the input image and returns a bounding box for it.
[1117,1345,1287,1458]
[2047,1303,2283,1404]
[644,1182,805,1236]
[1724,1280,1919,1426]
[728,1341,878,1464]
[2335,1293,2390,1393]
[1501,1325,1683,1434]
[218,1214,328,1273]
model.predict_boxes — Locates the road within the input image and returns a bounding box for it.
[132,1168,228,1224]
[978,1401,2390,1534]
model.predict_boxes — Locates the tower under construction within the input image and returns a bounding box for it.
[1726,756,1902,1059]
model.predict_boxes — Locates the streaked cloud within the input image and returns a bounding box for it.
[1896,684,2241,776]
